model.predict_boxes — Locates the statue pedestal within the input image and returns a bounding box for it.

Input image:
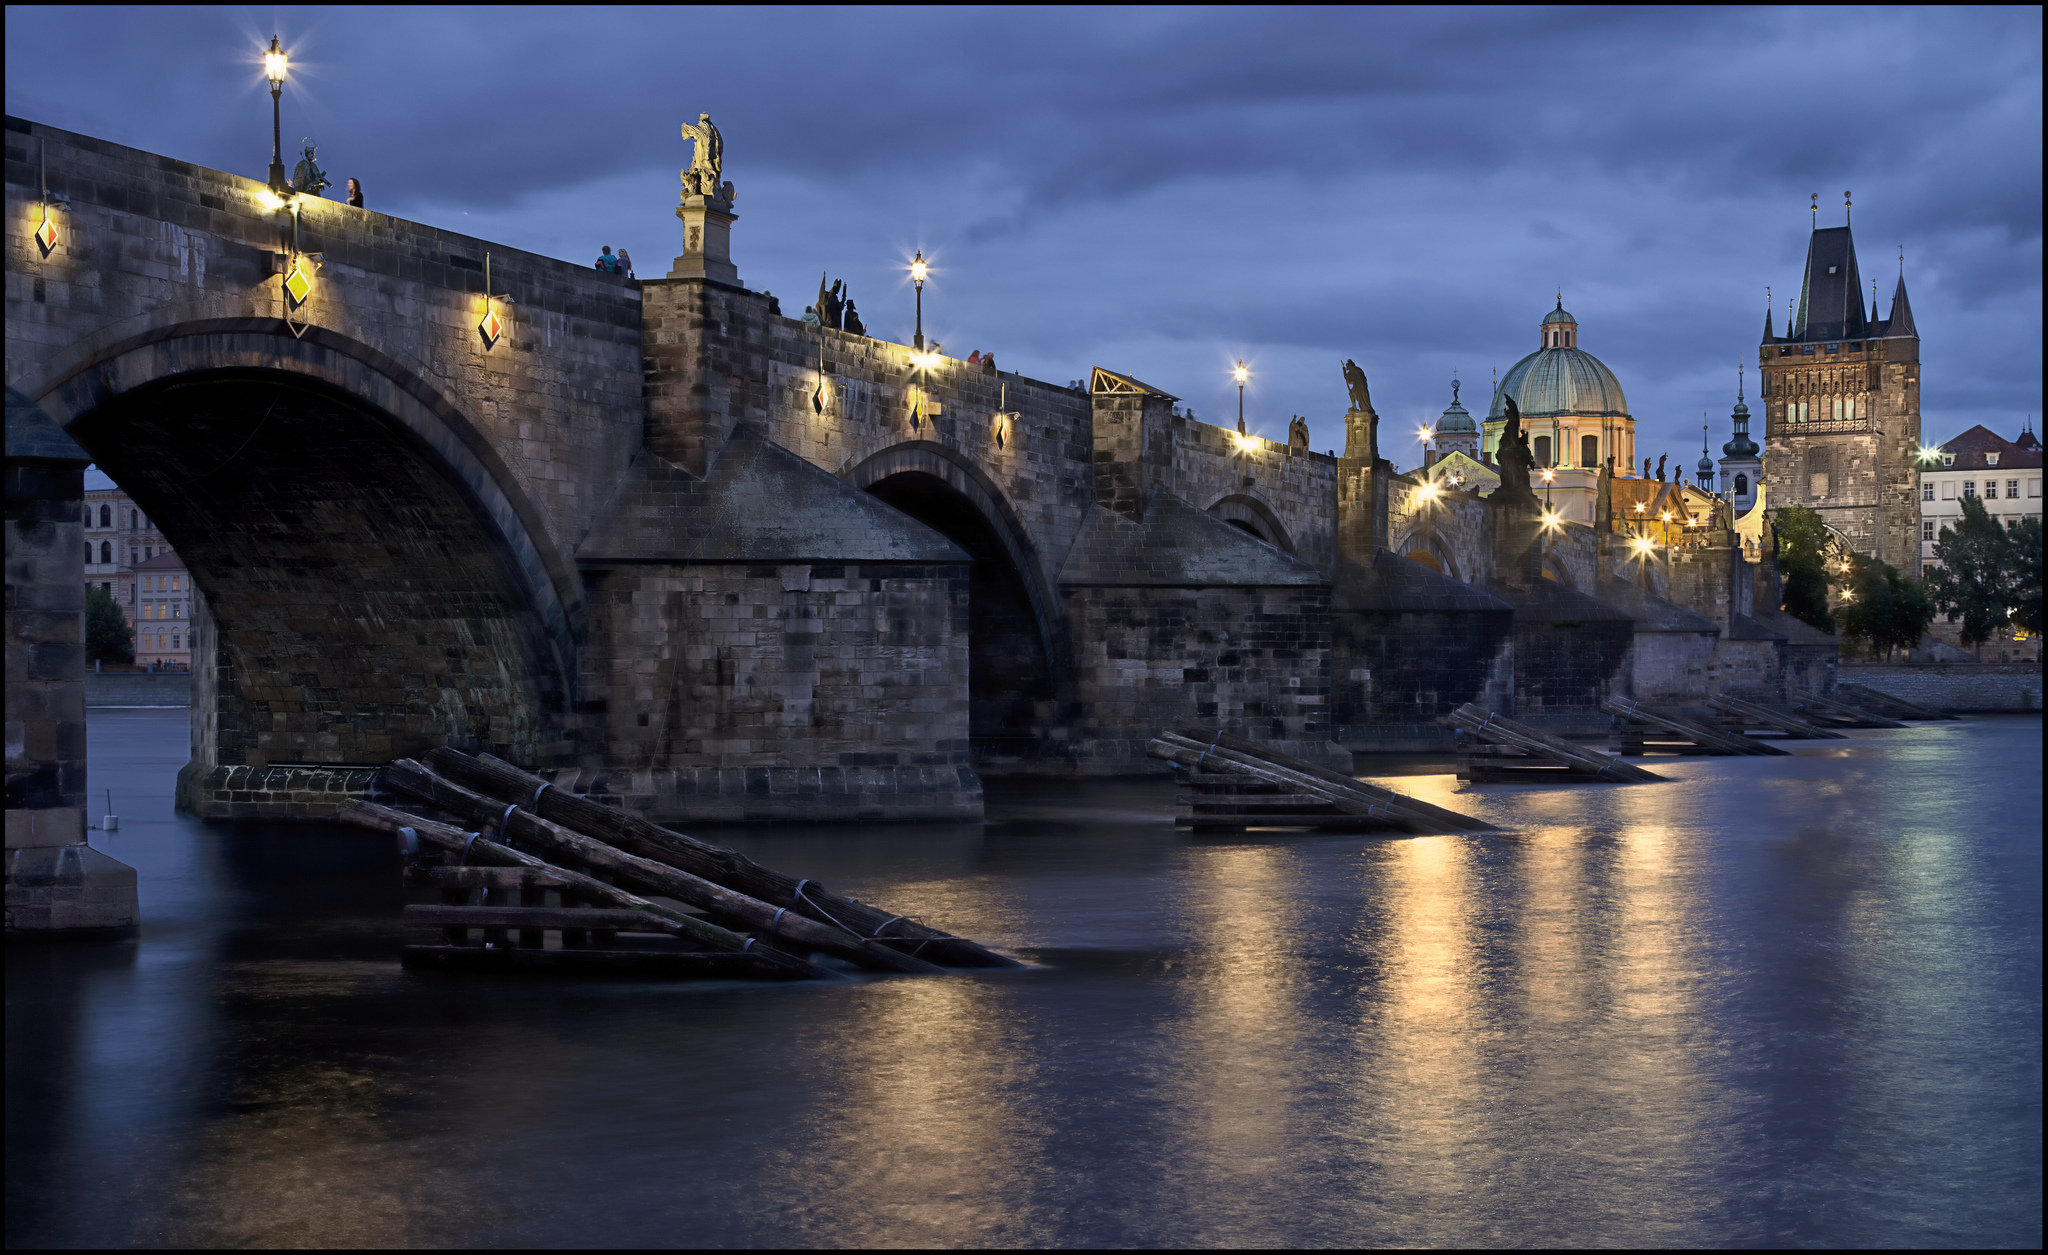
[670,196,739,285]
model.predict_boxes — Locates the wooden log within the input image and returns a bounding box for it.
[400,945,806,980]
[424,748,1019,969]
[401,904,703,935]
[1443,704,1665,782]
[337,801,830,980]
[406,865,578,891]
[1706,694,1847,739]
[1600,697,1788,756]
[379,761,946,976]
[1836,681,1956,720]
[1797,692,1908,728]
[1151,731,1490,831]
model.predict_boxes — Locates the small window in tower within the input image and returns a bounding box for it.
[1846,397,1856,421]
[1827,266,1838,275]
[1735,473,1748,496]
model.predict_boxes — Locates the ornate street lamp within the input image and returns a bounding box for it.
[909,250,928,350]
[1233,361,1249,435]
[264,35,289,194]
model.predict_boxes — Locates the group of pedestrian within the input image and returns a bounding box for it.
[595,246,634,278]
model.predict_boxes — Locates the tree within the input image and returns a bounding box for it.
[85,584,133,666]
[1836,553,1936,661]
[2007,516,2043,636]
[1774,505,1834,633]
[1924,495,2015,647]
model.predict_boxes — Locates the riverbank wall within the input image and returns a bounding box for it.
[85,672,191,706]
[1841,664,2042,713]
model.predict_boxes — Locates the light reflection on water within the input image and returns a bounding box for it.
[5,710,2039,1248]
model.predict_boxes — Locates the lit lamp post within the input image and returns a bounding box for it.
[1234,361,1249,435]
[264,35,289,194]
[909,250,928,351]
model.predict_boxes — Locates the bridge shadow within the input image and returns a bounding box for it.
[863,468,1061,767]
[60,359,563,816]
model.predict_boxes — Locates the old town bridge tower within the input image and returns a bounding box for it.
[1759,213,1921,571]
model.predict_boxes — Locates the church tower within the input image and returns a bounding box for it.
[1758,206,1921,570]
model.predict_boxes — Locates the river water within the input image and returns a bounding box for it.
[7,708,2040,1248]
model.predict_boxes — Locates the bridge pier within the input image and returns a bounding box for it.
[6,390,138,935]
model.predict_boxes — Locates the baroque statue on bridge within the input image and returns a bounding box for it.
[1493,395,1537,503]
[290,139,329,197]
[680,112,735,209]
[1341,358,1380,462]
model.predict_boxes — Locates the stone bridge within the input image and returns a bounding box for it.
[8,117,1837,887]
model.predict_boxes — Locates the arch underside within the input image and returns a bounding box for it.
[1205,494,1295,553]
[41,329,571,780]
[846,443,1064,749]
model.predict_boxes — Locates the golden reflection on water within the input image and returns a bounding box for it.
[1351,834,1488,1205]
[789,974,1043,1248]
[1168,844,1308,1205]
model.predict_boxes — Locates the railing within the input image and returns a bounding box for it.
[1769,419,1869,435]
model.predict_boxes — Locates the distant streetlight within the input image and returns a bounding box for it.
[909,250,928,350]
[264,35,289,194]
[1233,361,1249,434]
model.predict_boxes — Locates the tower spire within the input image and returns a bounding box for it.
[1763,285,1774,339]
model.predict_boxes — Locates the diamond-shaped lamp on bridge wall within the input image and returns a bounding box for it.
[477,252,514,350]
[34,211,60,257]
[283,258,313,307]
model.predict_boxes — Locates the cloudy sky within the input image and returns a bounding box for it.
[8,6,2040,465]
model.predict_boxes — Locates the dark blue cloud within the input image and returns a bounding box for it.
[8,5,2039,458]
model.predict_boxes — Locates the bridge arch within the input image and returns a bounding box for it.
[1205,493,1295,552]
[1397,528,1463,582]
[845,442,1065,750]
[31,320,578,805]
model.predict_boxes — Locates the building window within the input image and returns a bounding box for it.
[1832,398,1842,420]
[1963,481,1976,497]
[1734,473,1748,496]
[1942,481,1955,500]
[1923,521,1935,541]
[129,510,137,529]
[2008,480,2019,498]
[100,541,112,563]
[1922,482,1935,501]
[1985,482,1999,499]
[1534,435,1552,467]
[173,604,182,619]
[1942,454,1955,467]
[1986,452,2000,467]
[1846,397,1856,421]
[99,504,112,528]
[174,636,181,650]
[1581,434,1598,466]
[2031,479,2042,498]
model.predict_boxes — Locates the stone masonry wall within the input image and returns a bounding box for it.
[1842,664,2042,713]
[571,561,979,823]
[1063,584,1334,771]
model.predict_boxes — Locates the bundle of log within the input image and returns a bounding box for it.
[1146,729,1489,833]
[1600,698,1789,757]
[1442,703,1665,783]
[1705,694,1847,740]
[341,750,1021,981]
[1795,692,1908,730]
[1836,682,1956,721]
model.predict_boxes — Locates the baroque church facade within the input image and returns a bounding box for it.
[1758,219,1921,570]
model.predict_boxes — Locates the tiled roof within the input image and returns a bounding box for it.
[132,550,186,570]
[1934,425,2044,472]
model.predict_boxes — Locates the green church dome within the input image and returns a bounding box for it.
[1490,305,1629,421]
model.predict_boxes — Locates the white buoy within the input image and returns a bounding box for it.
[101,789,118,832]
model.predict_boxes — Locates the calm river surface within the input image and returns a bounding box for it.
[7,708,2041,1248]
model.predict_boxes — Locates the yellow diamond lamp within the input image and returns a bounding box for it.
[283,260,312,306]
[34,213,59,256]
[478,305,504,349]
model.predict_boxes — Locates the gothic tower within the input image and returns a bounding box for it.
[1758,214,1921,570]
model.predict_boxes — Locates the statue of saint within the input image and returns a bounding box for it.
[1288,416,1311,449]
[290,140,329,197]
[815,273,846,329]
[1655,454,1668,482]
[679,113,731,206]
[1493,395,1536,501]
[1340,358,1380,462]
